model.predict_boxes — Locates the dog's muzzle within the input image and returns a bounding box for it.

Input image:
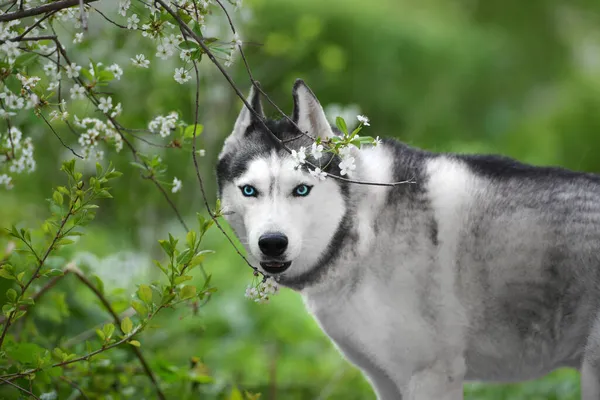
[260,261,292,274]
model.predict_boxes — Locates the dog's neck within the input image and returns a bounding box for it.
[298,141,433,298]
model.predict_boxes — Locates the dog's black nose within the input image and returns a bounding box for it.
[258,233,288,257]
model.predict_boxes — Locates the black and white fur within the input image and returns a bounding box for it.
[216,80,600,399]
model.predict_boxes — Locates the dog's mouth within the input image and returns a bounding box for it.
[260,261,292,274]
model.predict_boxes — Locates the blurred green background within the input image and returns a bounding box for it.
[3,0,600,398]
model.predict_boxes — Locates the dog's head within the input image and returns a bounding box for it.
[216,80,349,287]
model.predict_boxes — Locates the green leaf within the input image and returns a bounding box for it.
[92,275,105,296]
[6,342,45,365]
[179,40,200,50]
[0,268,15,280]
[2,304,15,316]
[95,162,103,177]
[180,285,196,300]
[229,387,243,400]
[186,230,197,248]
[176,248,193,265]
[174,275,193,284]
[128,340,141,347]
[6,288,17,302]
[98,70,115,83]
[335,116,348,135]
[131,300,148,317]
[183,124,204,138]
[158,239,175,258]
[102,323,115,340]
[95,329,106,341]
[121,317,133,334]
[52,191,63,206]
[138,285,153,304]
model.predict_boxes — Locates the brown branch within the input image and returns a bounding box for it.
[0,377,40,399]
[68,267,166,400]
[0,0,98,22]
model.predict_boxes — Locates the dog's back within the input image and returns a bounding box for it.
[432,151,600,382]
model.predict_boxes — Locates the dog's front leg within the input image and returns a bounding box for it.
[404,357,465,400]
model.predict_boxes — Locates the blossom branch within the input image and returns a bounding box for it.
[0,0,98,22]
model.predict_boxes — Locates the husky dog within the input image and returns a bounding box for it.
[216,80,600,400]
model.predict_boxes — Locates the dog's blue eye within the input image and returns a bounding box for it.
[293,184,312,197]
[241,185,258,197]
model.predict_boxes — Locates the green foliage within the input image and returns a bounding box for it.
[0,161,218,398]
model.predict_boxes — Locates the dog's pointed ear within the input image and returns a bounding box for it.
[292,79,334,140]
[219,85,264,158]
[232,84,264,137]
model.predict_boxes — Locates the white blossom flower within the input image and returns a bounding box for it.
[259,277,279,295]
[233,32,242,48]
[66,63,81,78]
[131,54,150,68]
[98,97,113,113]
[110,103,122,118]
[291,147,306,167]
[148,112,179,137]
[309,167,327,181]
[156,44,174,60]
[171,177,182,193]
[0,109,16,119]
[47,80,59,92]
[198,149,206,157]
[374,136,382,146]
[310,142,323,160]
[118,0,130,16]
[173,67,191,84]
[339,156,356,176]
[357,114,370,126]
[108,63,123,80]
[179,49,191,62]
[73,32,84,44]
[49,110,69,121]
[338,145,354,160]
[0,174,13,189]
[0,40,20,60]
[245,286,259,300]
[43,63,57,76]
[70,84,86,100]
[127,14,139,30]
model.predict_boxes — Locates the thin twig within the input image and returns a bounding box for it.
[90,5,127,29]
[39,112,83,159]
[0,377,41,399]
